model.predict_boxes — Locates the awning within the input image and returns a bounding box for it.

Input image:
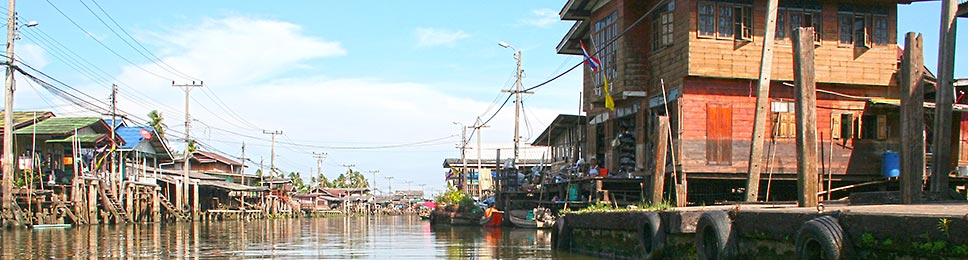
[867,98,968,112]
[197,179,267,192]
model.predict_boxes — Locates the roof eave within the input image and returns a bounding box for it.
[557,21,588,55]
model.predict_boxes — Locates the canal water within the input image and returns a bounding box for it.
[0,215,600,259]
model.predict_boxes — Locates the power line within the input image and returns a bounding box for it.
[43,0,173,81]
[87,0,199,81]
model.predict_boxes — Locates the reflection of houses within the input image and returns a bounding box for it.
[557,0,924,203]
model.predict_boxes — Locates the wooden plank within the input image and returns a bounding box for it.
[900,32,925,204]
[651,116,670,204]
[930,0,958,191]
[793,27,819,208]
[746,0,779,202]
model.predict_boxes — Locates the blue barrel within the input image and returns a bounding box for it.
[882,151,900,178]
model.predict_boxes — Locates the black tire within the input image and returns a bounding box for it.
[640,212,665,259]
[552,218,572,251]
[795,216,844,260]
[695,210,735,260]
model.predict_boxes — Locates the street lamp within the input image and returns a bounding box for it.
[453,122,468,191]
[498,41,526,170]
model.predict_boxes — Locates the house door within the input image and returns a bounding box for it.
[707,103,733,165]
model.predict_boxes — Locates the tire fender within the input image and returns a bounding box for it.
[639,211,665,259]
[695,210,736,260]
[794,216,844,260]
[552,218,572,251]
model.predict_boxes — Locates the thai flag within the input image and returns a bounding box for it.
[580,40,601,72]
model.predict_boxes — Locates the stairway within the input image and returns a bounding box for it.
[157,193,189,221]
[54,202,85,225]
[98,185,129,223]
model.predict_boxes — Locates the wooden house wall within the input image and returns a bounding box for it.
[687,0,899,88]
[679,77,900,180]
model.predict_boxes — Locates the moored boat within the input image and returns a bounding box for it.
[507,208,555,229]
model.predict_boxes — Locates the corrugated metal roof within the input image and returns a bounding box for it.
[13,117,105,135]
[115,126,151,149]
[0,111,53,131]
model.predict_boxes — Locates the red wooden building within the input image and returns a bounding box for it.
[558,0,935,202]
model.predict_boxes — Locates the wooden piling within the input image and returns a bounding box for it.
[650,116,670,204]
[152,187,161,222]
[900,32,925,204]
[793,27,819,208]
[930,0,959,192]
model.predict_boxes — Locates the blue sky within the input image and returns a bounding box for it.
[5,1,965,196]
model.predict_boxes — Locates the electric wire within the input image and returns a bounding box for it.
[43,0,174,81]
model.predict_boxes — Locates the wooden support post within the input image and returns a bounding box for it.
[930,0,958,192]
[651,116,670,204]
[793,28,819,207]
[192,182,199,220]
[89,181,99,223]
[746,0,780,202]
[900,32,925,204]
[152,187,161,222]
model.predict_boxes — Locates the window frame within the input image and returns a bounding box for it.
[652,2,675,51]
[697,0,753,42]
[776,7,823,45]
[592,11,618,89]
[837,4,891,48]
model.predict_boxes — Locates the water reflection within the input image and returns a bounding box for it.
[0,216,598,259]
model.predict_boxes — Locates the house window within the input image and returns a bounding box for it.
[838,5,890,48]
[771,101,796,138]
[861,114,888,140]
[652,2,675,51]
[592,11,618,87]
[698,2,716,37]
[775,5,822,44]
[772,112,796,138]
[698,1,753,41]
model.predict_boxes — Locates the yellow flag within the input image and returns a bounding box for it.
[603,73,615,110]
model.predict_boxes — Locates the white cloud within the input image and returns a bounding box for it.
[415,27,470,47]
[521,8,560,28]
[17,43,48,69]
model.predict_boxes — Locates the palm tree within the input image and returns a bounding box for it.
[147,110,167,140]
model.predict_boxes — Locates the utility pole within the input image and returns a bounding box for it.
[385,176,394,195]
[313,152,327,188]
[472,116,490,172]
[173,81,202,210]
[455,122,468,191]
[367,170,379,193]
[263,130,283,177]
[340,164,354,187]
[110,84,117,181]
[499,43,532,168]
[1,0,15,223]
[930,0,958,192]
[745,0,779,202]
[239,142,249,185]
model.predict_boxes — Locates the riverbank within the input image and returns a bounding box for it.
[553,201,968,259]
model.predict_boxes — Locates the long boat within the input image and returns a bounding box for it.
[507,208,555,229]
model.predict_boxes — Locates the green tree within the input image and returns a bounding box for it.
[147,110,166,141]
[288,171,308,193]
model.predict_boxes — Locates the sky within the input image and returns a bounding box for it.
[5,1,966,197]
